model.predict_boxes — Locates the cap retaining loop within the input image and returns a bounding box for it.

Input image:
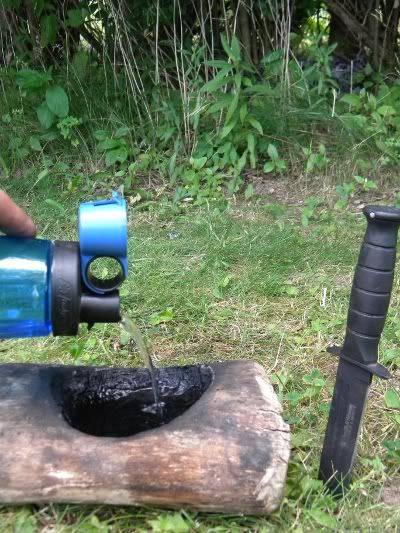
[78,191,128,294]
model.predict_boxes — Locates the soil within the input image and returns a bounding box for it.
[383,478,400,506]
[247,172,400,207]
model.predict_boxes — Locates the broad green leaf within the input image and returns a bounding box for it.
[377,105,396,116]
[200,70,232,93]
[16,69,51,90]
[234,72,242,89]
[247,133,255,154]
[229,145,238,163]
[242,75,254,85]
[385,389,400,409]
[36,168,49,182]
[40,14,58,47]
[244,183,254,200]
[285,286,299,296]
[341,93,360,106]
[148,512,189,533]
[285,391,301,405]
[46,86,69,118]
[66,8,88,28]
[37,101,55,129]
[190,156,207,170]
[231,35,241,62]
[150,307,174,326]
[207,95,232,114]
[225,91,239,123]
[307,509,338,529]
[263,161,275,173]
[236,150,247,173]
[340,112,367,130]
[303,369,325,386]
[221,33,240,63]
[29,136,42,151]
[220,119,237,139]
[105,146,128,166]
[267,143,279,160]
[97,138,121,151]
[115,126,130,138]
[248,117,263,135]
[220,274,233,288]
[94,129,109,141]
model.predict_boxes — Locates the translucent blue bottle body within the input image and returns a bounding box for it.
[0,237,53,338]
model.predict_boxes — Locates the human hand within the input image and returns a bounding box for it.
[0,190,36,237]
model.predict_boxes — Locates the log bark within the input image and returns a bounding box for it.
[0,360,290,515]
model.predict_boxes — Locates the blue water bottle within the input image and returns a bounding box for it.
[0,192,128,339]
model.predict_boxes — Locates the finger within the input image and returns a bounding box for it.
[0,190,37,237]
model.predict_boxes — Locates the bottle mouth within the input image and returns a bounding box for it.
[51,364,213,437]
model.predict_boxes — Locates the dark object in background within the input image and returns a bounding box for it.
[296,52,367,93]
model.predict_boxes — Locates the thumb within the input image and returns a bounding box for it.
[0,190,37,237]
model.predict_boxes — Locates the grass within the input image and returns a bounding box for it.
[0,179,399,531]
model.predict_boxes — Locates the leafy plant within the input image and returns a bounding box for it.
[263,144,287,173]
[302,144,329,173]
[335,182,356,209]
[213,274,234,298]
[383,439,400,464]
[95,127,130,166]
[354,175,378,192]
[147,513,190,532]
[385,389,400,409]
[198,34,273,189]
[340,83,400,163]
[301,196,324,226]
[150,307,175,326]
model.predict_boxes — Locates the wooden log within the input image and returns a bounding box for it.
[0,360,290,515]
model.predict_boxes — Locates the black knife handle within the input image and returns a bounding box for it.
[342,205,400,366]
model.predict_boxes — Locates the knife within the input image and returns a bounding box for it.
[319,205,400,495]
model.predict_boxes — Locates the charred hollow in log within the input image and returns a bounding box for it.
[51,365,213,437]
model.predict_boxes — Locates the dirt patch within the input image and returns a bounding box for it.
[247,172,400,207]
[383,478,400,506]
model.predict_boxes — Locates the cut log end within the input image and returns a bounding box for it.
[0,360,290,515]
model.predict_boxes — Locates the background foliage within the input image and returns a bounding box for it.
[1,0,400,202]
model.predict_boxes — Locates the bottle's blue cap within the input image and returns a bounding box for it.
[78,191,128,294]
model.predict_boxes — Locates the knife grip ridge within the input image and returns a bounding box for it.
[342,205,400,366]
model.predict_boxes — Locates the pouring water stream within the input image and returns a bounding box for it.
[121,315,161,409]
